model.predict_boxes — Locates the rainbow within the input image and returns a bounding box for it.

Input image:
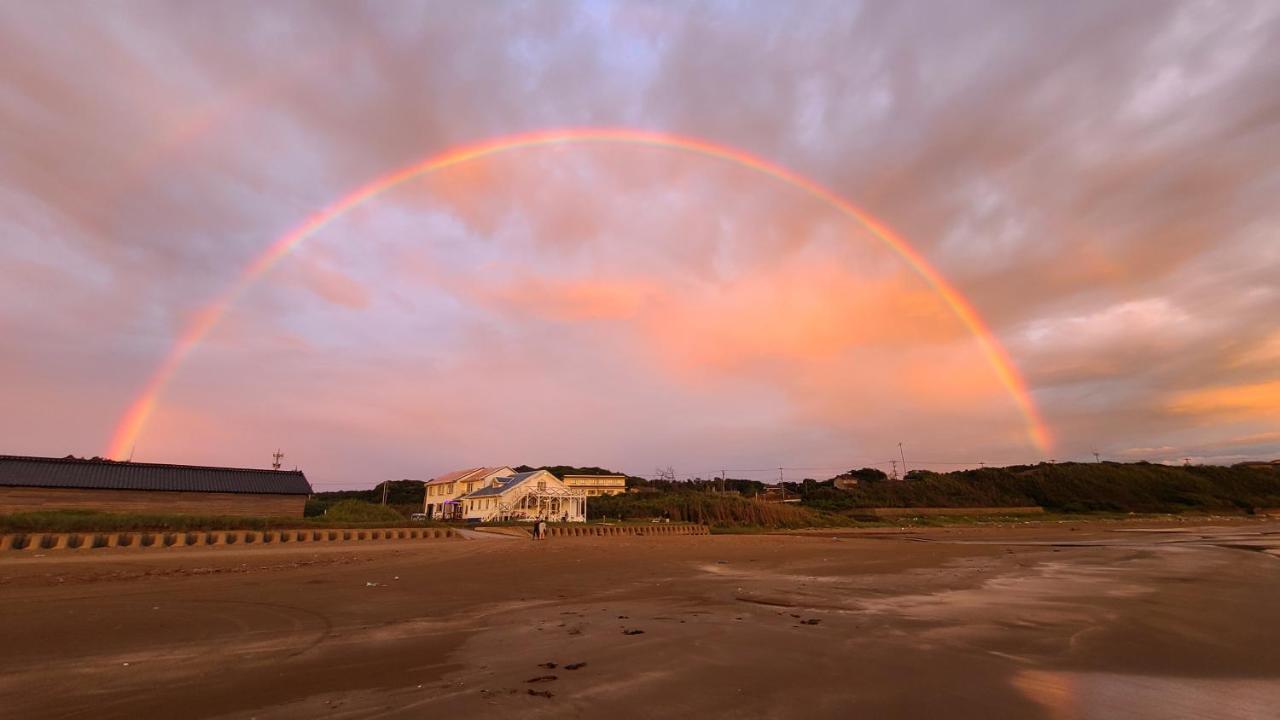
[105,128,1053,459]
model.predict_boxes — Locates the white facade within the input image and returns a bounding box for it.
[460,469,587,523]
[424,466,514,520]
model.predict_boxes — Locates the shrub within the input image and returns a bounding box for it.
[321,500,406,523]
[588,491,830,528]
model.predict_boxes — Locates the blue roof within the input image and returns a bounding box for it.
[464,470,540,498]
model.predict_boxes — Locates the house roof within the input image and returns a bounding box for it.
[0,455,312,495]
[425,467,486,487]
[425,466,511,486]
[464,470,542,498]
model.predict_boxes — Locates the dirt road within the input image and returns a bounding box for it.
[2,520,1278,719]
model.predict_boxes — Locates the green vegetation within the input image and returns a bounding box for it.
[0,502,436,534]
[319,499,407,523]
[801,462,1280,515]
[311,479,424,512]
[588,491,829,528]
[586,461,1279,529]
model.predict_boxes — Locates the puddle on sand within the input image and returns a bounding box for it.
[1012,669,1280,720]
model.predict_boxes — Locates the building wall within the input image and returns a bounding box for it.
[462,470,586,522]
[424,467,514,518]
[0,487,307,517]
[563,475,627,496]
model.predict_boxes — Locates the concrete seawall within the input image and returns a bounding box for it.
[545,523,710,538]
[0,527,456,552]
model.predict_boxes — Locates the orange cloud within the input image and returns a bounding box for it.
[1231,331,1280,369]
[478,275,656,322]
[641,260,965,374]
[1169,380,1280,419]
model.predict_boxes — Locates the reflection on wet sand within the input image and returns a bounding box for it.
[1014,669,1277,720]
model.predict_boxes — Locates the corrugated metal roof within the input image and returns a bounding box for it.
[425,466,515,486]
[464,470,540,498]
[425,467,486,486]
[0,455,312,495]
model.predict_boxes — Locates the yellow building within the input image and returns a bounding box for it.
[562,474,627,497]
[423,466,513,520]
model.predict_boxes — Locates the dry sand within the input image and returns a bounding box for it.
[1,520,1278,719]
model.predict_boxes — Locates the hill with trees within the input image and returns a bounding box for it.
[799,462,1280,514]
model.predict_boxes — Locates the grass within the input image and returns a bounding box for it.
[589,491,833,528]
[0,507,441,534]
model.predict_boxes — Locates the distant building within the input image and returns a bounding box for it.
[833,474,859,490]
[0,454,312,517]
[562,474,627,496]
[761,485,801,503]
[460,470,586,522]
[423,466,514,520]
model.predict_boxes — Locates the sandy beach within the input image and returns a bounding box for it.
[2,520,1278,719]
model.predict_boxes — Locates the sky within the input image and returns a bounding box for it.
[1,1,1277,489]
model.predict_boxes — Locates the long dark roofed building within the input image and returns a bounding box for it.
[0,455,312,517]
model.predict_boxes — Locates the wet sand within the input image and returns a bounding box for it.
[1,520,1278,719]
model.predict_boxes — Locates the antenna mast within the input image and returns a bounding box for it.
[272,450,284,471]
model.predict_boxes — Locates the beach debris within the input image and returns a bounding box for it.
[538,662,558,669]
[365,581,380,587]
[527,689,554,699]
[617,615,629,619]
[525,675,557,683]
[622,629,645,635]
[800,618,821,625]
[564,662,587,670]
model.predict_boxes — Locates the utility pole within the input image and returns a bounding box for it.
[272,450,284,471]
[898,442,908,476]
[1183,457,1191,467]
[890,460,899,480]
[1093,451,1101,463]
[381,480,390,505]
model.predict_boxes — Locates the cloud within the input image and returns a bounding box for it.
[1169,380,1280,421]
[1,1,1278,484]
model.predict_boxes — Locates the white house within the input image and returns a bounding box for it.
[460,469,586,523]
[423,466,514,520]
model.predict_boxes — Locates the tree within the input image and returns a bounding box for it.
[835,468,888,483]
